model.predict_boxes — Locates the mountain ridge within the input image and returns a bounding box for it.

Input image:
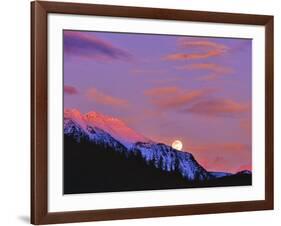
[64,108,251,181]
[64,109,150,148]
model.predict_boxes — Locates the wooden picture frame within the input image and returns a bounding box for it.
[31,1,274,224]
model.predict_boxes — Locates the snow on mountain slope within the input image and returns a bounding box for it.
[64,117,127,153]
[64,109,149,148]
[64,117,88,142]
[132,142,210,181]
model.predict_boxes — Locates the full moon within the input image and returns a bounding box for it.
[172,140,183,151]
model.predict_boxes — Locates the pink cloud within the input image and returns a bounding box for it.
[151,77,182,85]
[64,85,78,95]
[131,68,167,76]
[185,99,249,117]
[163,37,228,61]
[176,63,233,81]
[144,86,179,96]
[86,88,128,107]
[145,86,249,118]
[145,86,217,110]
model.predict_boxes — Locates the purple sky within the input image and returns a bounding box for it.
[64,30,252,173]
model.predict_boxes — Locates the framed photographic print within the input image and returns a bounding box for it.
[31,1,274,224]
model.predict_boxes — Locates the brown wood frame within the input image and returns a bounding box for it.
[31,1,274,224]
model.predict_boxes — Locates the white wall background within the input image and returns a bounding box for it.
[0,0,279,225]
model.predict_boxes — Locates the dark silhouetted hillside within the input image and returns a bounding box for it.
[64,135,251,194]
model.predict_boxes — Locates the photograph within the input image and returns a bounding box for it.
[63,30,252,194]
[30,1,274,224]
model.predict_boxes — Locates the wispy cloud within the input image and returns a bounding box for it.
[64,85,78,95]
[130,68,167,76]
[176,63,233,81]
[64,31,132,61]
[145,86,216,110]
[163,37,229,61]
[145,86,179,96]
[184,99,249,117]
[86,88,129,107]
[145,86,248,118]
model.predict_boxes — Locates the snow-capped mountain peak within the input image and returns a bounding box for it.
[64,109,149,148]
